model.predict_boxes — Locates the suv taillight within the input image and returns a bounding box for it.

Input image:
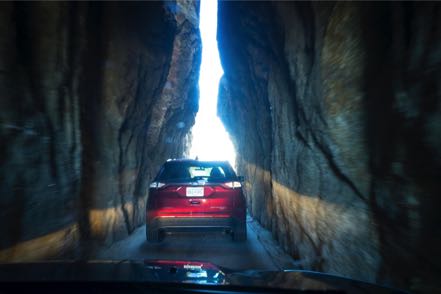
[223,181,242,189]
[149,182,165,189]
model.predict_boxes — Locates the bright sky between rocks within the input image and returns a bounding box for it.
[189,0,236,166]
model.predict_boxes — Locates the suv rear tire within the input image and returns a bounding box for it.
[146,225,161,242]
[232,222,247,242]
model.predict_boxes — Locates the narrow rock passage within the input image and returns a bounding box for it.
[96,215,296,271]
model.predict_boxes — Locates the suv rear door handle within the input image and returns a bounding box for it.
[189,200,200,205]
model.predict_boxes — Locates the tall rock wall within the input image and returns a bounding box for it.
[218,2,441,292]
[0,1,201,260]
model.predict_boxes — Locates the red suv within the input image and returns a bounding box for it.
[146,159,247,242]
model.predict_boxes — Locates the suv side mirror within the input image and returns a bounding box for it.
[237,176,245,182]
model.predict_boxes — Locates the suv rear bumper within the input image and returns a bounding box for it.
[148,216,234,232]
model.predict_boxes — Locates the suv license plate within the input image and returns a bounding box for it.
[186,187,204,197]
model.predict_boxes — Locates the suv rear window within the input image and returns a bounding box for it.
[156,161,236,182]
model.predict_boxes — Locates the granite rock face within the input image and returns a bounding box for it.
[218,2,441,292]
[0,1,201,260]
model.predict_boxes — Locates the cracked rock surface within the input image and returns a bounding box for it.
[0,1,201,260]
[218,2,441,292]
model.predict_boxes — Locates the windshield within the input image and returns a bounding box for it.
[156,161,236,182]
[0,0,438,293]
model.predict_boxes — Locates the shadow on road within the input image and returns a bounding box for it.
[97,217,296,271]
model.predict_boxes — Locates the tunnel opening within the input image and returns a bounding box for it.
[189,0,236,166]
